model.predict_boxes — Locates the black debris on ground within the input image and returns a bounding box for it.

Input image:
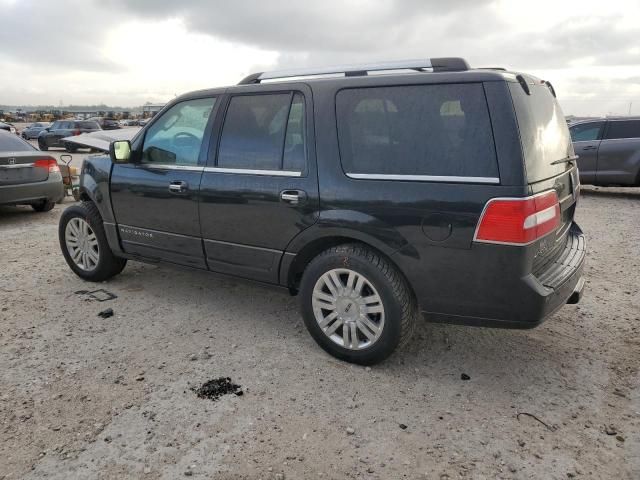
[399,424,408,430]
[192,377,243,402]
[97,308,114,319]
[88,289,118,302]
[461,373,471,380]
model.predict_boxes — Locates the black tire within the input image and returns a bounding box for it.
[64,142,77,153]
[31,199,55,212]
[38,141,48,151]
[59,201,127,281]
[299,243,417,365]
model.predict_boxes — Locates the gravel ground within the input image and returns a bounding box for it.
[0,186,638,479]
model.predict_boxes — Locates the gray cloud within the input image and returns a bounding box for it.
[1,0,639,114]
[0,0,118,71]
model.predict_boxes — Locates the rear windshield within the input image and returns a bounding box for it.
[0,133,35,152]
[509,82,573,182]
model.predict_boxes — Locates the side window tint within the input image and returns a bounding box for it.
[570,122,603,142]
[142,97,215,166]
[604,120,640,140]
[336,84,498,178]
[218,93,306,172]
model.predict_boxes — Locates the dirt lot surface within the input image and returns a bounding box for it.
[1,187,638,479]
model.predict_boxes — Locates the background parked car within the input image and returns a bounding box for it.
[87,116,121,130]
[21,122,51,140]
[570,117,640,186]
[0,121,17,134]
[38,120,102,152]
[0,130,64,211]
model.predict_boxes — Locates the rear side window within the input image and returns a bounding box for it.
[218,92,306,172]
[570,122,604,142]
[336,84,498,179]
[604,120,640,140]
[79,121,100,129]
[0,133,35,152]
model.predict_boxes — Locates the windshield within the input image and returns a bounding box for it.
[0,132,35,152]
[509,82,574,182]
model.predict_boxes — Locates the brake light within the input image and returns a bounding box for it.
[474,191,560,245]
[34,158,60,173]
[73,129,81,136]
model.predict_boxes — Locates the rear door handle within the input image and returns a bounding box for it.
[169,181,188,193]
[280,189,307,205]
[582,146,597,151]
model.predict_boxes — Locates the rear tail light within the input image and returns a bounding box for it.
[474,191,560,245]
[73,129,81,136]
[34,158,60,173]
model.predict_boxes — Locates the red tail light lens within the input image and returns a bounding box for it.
[34,158,60,173]
[474,191,560,245]
[73,129,81,135]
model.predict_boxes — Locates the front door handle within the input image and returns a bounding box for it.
[169,181,188,193]
[582,145,597,151]
[280,189,307,205]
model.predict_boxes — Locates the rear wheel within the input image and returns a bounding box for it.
[64,143,77,153]
[59,201,127,281]
[299,244,417,365]
[38,140,48,151]
[31,199,55,212]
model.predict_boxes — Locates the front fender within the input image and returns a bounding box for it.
[78,154,115,223]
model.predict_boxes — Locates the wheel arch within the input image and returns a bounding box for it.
[281,229,415,302]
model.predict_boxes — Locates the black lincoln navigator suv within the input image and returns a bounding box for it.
[58,57,586,364]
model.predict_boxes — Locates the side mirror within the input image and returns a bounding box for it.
[110,140,132,163]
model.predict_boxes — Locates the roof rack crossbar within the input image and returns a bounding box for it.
[238,57,469,85]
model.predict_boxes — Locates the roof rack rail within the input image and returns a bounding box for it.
[238,57,470,85]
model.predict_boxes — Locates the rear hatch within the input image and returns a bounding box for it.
[0,134,55,186]
[508,78,581,277]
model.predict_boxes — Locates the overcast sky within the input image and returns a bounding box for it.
[1,0,639,115]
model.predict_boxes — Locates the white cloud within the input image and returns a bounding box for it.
[0,0,639,115]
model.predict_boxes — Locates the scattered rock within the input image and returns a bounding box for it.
[604,425,617,435]
[346,427,355,435]
[616,435,625,442]
[399,424,408,430]
[460,373,471,381]
[192,377,243,401]
[184,471,193,476]
[97,308,114,319]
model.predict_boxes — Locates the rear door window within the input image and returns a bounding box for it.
[218,92,306,172]
[570,122,604,142]
[604,120,640,140]
[336,84,498,180]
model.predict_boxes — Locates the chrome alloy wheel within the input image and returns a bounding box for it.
[65,217,100,271]
[311,268,385,350]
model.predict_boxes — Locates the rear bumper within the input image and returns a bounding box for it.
[409,223,586,329]
[0,174,64,205]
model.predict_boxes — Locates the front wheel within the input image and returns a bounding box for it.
[64,142,77,153]
[299,244,417,365]
[59,201,127,281]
